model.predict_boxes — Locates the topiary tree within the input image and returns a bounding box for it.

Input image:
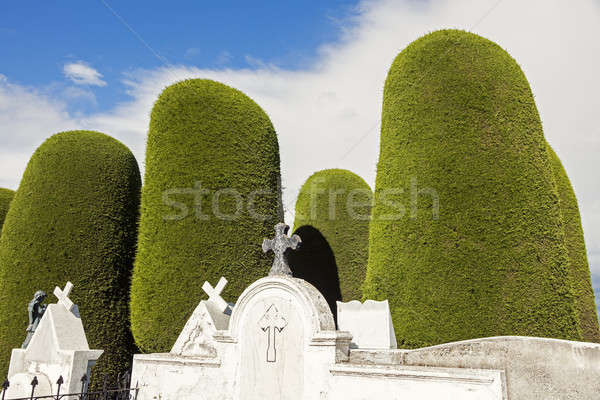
[0,131,141,381]
[0,188,15,236]
[547,144,600,342]
[292,169,372,303]
[131,79,282,353]
[363,29,581,348]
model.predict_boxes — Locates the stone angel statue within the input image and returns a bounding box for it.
[21,290,47,349]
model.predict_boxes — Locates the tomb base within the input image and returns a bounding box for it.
[131,276,600,400]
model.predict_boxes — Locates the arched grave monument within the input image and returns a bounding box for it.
[130,224,600,400]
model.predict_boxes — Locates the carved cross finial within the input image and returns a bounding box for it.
[54,282,75,312]
[202,277,230,313]
[262,223,301,276]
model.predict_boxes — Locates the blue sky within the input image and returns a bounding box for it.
[1,0,600,314]
[0,1,356,112]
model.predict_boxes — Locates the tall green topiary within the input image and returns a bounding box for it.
[363,30,581,348]
[131,79,282,353]
[547,144,600,342]
[0,131,141,380]
[292,169,372,302]
[0,188,15,235]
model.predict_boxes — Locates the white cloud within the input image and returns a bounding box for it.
[2,0,600,287]
[63,61,107,87]
[61,86,97,105]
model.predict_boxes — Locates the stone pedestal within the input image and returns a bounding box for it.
[337,299,397,349]
[7,304,103,398]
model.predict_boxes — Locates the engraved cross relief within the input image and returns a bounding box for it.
[258,304,287,362]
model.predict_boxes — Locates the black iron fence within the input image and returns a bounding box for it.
[0,371,137,400]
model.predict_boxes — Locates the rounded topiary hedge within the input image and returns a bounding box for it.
[292,169,372,302]
[0,188,15,235]
[0,131,141,381]
[547,144,600,342]
[131,79,282,353]
[363,30,581,348]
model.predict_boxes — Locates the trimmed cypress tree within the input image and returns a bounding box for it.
[547,144,600,342]
[0,131,141,380]
[131,79,282,353]
[0,188,15,235]
[363,30,581,348]
[292,169,372,302]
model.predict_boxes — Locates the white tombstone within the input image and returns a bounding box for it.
[336,299,397,349]
[131,275,507,400]
[170,277,232,357]
[6,282,103,398]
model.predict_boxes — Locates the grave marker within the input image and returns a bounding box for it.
[262,223,301,276]
[53,282,74,312]
[202,277,230,314]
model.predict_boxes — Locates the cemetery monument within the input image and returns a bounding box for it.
[130,223,600,399]
[5,282,103,398]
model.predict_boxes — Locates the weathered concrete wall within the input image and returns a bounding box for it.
[349,336,600,400]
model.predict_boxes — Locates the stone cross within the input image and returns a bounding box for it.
[54,282,75,312]
[202,277,229,313]
[258,304,287,362]
[262,223,301,276]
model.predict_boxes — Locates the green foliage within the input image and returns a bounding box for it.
[0,188,15,236]
[0,131,141,381]
[547,144,600,342]
[363,30,581,348]
[293,169,372,302]
[131,79,282,353]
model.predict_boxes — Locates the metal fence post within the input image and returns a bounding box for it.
[1,379,9,400]
[55,375,63,400]
[29,376,38,400]
[79,374,88,400]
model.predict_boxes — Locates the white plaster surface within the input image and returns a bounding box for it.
[337,299,397,349]
[171,301,221,358]
[7,302,103,398]
[329,364,505,400]
[4,373,52,400]
[349,336,600,399]
[171,277,233,358]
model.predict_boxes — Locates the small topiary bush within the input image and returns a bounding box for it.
[0,188,15,236]
[292,169,372,302]
[547,144,600,342]
[131,79,282,353]
[363,30,581,348]
[0,131,141,381]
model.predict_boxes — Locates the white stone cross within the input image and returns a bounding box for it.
[202,277,229,313]
[54,281,75,312]
[262,223,301,276]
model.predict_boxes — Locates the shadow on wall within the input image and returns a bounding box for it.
[287,225,342,326]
